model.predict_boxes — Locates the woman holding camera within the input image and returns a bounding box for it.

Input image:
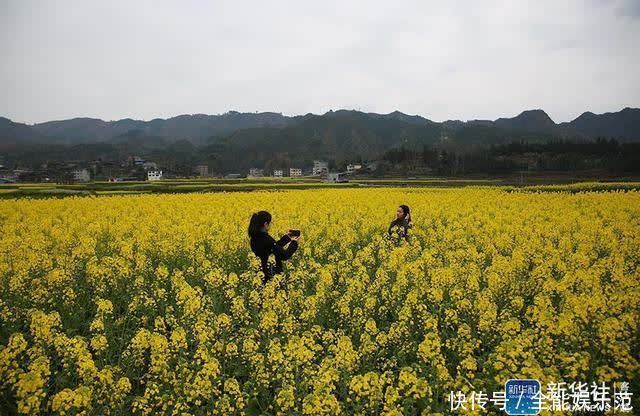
[248,210,300,284]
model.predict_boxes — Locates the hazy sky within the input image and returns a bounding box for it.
[1,0,639,124]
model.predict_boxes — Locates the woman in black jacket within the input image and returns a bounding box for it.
[388,204,413,242]
[248,210,299,283]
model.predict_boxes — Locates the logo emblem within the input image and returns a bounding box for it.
[505,379,541,415]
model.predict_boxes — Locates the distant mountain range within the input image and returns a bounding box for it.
[0,111,291,147]
[1,107,639,171]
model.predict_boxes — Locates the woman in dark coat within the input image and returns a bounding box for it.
[248,210,299,283]
[388,204,413,242]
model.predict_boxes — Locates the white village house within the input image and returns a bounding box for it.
[72,168,90,182]
[327,172,348,183]
[142,161,158,171]
[248,168,264,178]
[195,165,209,177]
[147,170,163,181]
[346,164,362,173]
[312,160,329,176]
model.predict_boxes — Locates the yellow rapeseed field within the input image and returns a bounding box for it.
[0,187,639,415]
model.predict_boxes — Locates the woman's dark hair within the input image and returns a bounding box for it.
[399,205,411,222]
[248,210,272,237]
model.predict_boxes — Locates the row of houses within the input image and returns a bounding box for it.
[73,168,164,182]
[2,157,369,183]
[249,167,304,178]
[272,168,303,177]
[248,161,365,178]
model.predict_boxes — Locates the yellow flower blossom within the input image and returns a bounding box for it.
[0,186,637,414]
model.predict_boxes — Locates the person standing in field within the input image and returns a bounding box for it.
[248,210,300,284]
[388,204,413,243]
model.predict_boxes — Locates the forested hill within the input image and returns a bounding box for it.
[1,107,639,172]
